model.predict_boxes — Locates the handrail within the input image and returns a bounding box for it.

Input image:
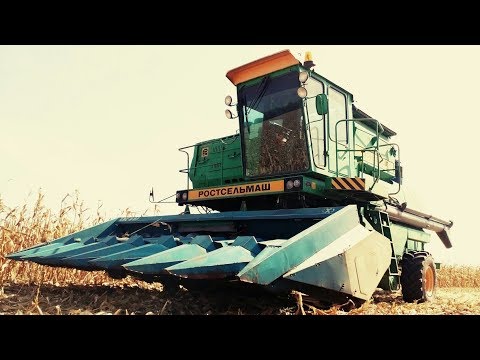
[178,135,241,191]
[378,143,401,196]
[178,144,195,191]
[334,118,397,192]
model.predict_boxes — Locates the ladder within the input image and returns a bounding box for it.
[379,211,400,291]
[365,209,400,291]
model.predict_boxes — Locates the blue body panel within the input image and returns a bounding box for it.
[7,206,392,302]
[166,236,263,279]
[90,244,171,270]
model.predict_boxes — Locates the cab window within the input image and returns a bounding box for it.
[328,87,347,143]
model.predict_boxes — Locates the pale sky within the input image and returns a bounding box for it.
[1,45,478,265]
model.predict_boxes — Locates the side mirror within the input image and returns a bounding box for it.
[368,136,378,147]
[394,160,403,185]
[316,94,328,115]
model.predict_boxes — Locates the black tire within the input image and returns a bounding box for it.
[399,251,414,266]
[107,269,127,280]
[160,276,181,291]
[412,251,430,257]
[400,251,436,303]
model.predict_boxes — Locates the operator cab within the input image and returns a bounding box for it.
[225,50,400,192]
[225,49,354,182]
[172,50,402,211]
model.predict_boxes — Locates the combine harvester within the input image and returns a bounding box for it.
[8,50,453,305]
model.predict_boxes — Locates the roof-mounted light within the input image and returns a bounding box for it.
[297,87,308,99]
[299,71,309,83]
[303,51,316,70]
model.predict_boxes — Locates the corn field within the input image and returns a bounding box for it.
[1,191,479,315]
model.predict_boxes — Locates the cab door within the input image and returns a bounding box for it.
[327,86,351,176]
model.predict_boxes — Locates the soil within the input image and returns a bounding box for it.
[1,280,479,315]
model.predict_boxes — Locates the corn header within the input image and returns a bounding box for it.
[8,50,453,305]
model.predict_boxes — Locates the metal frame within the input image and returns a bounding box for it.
[334,118,400,192]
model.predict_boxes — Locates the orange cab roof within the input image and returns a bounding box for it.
[226,49,300,86]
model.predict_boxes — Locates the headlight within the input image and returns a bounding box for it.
[182,193,188,201]
[299,71,309,83]
[297,87,308,99]
[225,95,233,106]
[293,179,301,188]
[176,193,181,200]
[286,180,294,190]
[225,109,233,119]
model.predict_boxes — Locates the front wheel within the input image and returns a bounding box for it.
[107,269,127,280]
[400,251,436,303]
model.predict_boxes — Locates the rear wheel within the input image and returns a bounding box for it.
[400,251,436,303]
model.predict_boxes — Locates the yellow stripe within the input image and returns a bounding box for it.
[345,178,361,190]
[332,179,342,189]
[188,180,285,201]
[332,177,366,190]
[356,178,365,188]
[337,178,351,190]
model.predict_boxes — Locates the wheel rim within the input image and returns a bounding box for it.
[425,266,435,297]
